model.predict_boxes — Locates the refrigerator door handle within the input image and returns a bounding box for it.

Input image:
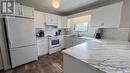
[8,39,12,48]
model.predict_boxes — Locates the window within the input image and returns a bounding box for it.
[74,23,88,32]
[68,15,91,33]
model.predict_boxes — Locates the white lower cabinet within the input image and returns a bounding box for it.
[64,36,86,48]
[37,38,48,56]
[73,38,86,46]
[59,36,64,49]
[64,36,73,48]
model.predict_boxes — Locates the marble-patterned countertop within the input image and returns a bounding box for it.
[63,38,130,73]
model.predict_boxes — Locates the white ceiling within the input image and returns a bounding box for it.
[19,0,121,15]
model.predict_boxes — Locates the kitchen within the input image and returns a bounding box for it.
[0,0,130,73]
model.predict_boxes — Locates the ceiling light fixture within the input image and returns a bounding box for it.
[52,0,60,9]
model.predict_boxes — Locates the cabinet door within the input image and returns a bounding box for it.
[34,11,45,28]
[73,38,86,46]
[64,37,73,48]
[37,39,48,56]
[103,2,123,28]
[90,7,104,27]
[51,14,58,24]
[61,16,68,28]
[14,3,22,16]
[58,16,62,28]
[45,13,58,25]
[22,5,34,18]
[59,36,64,49]
[45,13,52,24]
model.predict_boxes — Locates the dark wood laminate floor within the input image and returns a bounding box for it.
[0,52,63,73]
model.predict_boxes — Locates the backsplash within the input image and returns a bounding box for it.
[44,25,58,36]
[102,28,130,41]
[35,28,44,34]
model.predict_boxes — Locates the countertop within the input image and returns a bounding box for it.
[36,35,63,40]
[63,38,130,73]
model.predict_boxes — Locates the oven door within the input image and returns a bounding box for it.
[49,38,60,48]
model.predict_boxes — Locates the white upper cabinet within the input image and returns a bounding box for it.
[14,3,34,18]
[61,16,68,28]
[90,2,123,28]
[58,16,62,28]
[33,10,69,28]
[90,7,104,27]
[22,5,34,18]
[34,11,45,28]
[14,3,22,16]
[58,16,69,28]
[45,13,58,26]
[102,2,123,28]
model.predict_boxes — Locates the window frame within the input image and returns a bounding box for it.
[73,22,89,32]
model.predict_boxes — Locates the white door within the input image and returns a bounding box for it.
[5,17,36,48]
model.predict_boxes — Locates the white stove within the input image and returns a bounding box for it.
[48,36,62,54]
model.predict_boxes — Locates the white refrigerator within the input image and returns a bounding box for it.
[5,16,38,68]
